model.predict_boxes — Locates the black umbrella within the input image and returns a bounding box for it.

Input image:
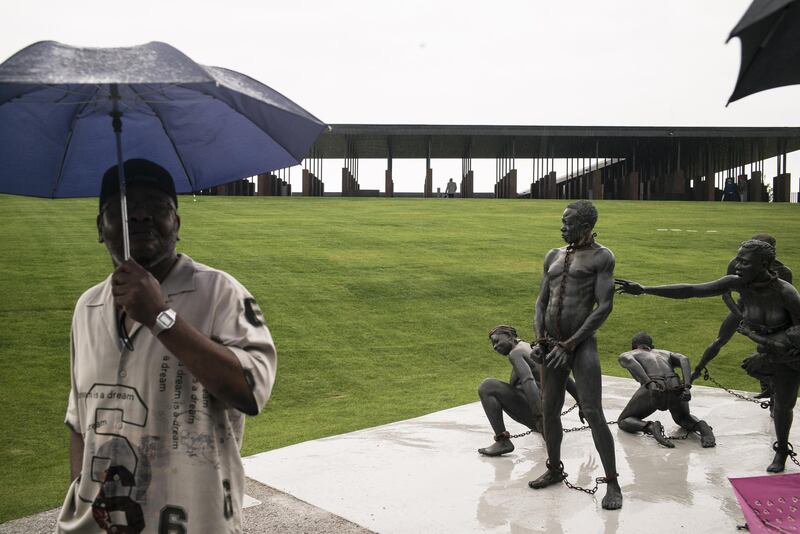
[728,0,800,103]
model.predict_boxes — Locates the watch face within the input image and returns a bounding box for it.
[158,310,176,329]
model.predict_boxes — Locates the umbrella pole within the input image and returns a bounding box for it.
[109,84,131,261]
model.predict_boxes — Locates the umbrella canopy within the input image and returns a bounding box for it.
[729,472,800,533]
[728,0,800,103]
[0,41,327,197]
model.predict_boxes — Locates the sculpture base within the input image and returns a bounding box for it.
[244,375,797,533]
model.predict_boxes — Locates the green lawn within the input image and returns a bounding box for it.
[1,196,798,522]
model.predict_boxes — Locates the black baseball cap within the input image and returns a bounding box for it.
[100,158,178,211]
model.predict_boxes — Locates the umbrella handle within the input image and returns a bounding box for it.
[110,84,130,261]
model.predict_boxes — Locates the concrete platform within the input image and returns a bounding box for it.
[244,375,800,534]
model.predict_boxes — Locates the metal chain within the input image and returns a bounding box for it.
[564,421,617,433]
[702,368,772,409]
[508,403,582,439]
[546,460,616,496]
[553,247,574,342]
[536,461,608,496]
[563,476,610,495]
[561,402,579,416]
[667,430,692,440]
[774,441,800,467]
[644,428,692,442]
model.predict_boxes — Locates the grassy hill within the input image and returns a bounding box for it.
[1,195,797,522]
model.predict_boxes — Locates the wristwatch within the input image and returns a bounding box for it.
[152,308,177,337]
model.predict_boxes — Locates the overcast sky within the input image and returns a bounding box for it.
[4,0,799,193]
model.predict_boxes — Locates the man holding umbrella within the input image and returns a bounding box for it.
[58,159,277,534]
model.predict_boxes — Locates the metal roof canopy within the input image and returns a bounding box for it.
[312,124,800,162]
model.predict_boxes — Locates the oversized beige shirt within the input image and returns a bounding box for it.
[58,254,276,534]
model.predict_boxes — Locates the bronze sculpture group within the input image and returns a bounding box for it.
[478,199,800,511]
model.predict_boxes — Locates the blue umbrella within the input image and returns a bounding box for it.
[0,41,327,258]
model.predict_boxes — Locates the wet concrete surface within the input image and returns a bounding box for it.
[244,375,798,534]
[0,479,371,534]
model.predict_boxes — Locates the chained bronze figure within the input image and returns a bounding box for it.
[617,332,715,448]
[690,234,792,401]
[478,325,581,457]
[528,200,622,510]
[616,240,800,473]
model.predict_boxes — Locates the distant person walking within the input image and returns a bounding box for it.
[722,177,741,201]
[738,176,749,202]
[445,178,457,198]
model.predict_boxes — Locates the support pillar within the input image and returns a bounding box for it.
[547,171,557,199]
[302,169,310,196]
[342,168,351,197]
[626,171,639,200]
[590,170,603,200]
[774,173,791,202]
[670,170,685,200]
[385,169,394,197]
[705,173,715,201]
[750,171,763,202]
[710,176,719,201]
[424,168,433,198]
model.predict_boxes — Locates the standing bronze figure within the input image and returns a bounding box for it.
[616,240,800,472]
[529,200,623,510]
[691,234,792,403]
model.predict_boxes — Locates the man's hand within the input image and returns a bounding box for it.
[645,380,663,392]
[614,278,645,295]
[737,323,751,334]
[545,344,573,370]
[111,259,168,327]
[530,344,544,363]
[679,387,692,402]
[738,323,771,351]
[690,367,703,383]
